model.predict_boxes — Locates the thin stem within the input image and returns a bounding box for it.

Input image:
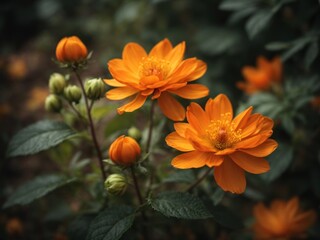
[186,168,212,192]
[73,69,106,181]
[130,166,144,206]
[145,100,156,154]
[68,102,84,120]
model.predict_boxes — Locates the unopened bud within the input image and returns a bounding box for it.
[64,85,82,103]
[45,94,62,112]
[104,174,127,196]
[49,73,66,94]
[128,126,142,141]
[85,78,106,100]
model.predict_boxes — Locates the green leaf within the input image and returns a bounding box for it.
[219,0,259,11]
[210,188,225,206]
[86,205,135,240]
[150,192,212,219]
[163,170,196,184]
[281,37,311,61]
[265,41,291,51]
[246,9,273,39]
[7,120,77,157]
[3,174,77,208]
[261,142,293,182]
[304,41,318,69]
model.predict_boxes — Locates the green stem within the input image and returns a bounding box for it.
[186,168,212,192]
[73,69,106,181]
[130,166,147,220]
[145,100,156,153]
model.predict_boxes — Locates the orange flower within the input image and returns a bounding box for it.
[237,56,282,94]
[253,197,317,239]
[109,135,141,166]
[104,39,208,121]
[166,94,277,194]
[56,36,88,62]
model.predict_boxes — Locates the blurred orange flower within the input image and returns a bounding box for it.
[104,39,208,121]
[109,135,141,166]
[25,87,49,111]
[5,218,24,236]
[166,94,277,193]
[56,36,88,62]
[253,197,317,239]
[237,56,282,94]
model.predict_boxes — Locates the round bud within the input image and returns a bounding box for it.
[104,174,127,196]
[49,73,66,94]
[128,126,142,141]
[109,135,141,166]
[45,94,62,112]
[84,78,106,100]
[64,85,82,103]
[56,36,88,62]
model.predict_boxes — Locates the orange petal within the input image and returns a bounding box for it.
[149,39,173,58]
[206,155,224,167]
[230,151,270,174]
[104,79,126,87]
[166,58,198,83]
[117,94,147,114]
[233,106,253,130]
[171,151,208,169]
[158,92,185,121]
[122,43,147,73]
[108,59,140,87]
[174,123,192,137]
[106,87,139,100]
[165,41,186,72]
[239,139,278,157]
[242,66,270,89]
[186,102,210,134]
[186,129,214,152]
[254,203,279,232]
[165,132,194,152]
[56,37,67,61]
[214,157,246,194]
[169,84,209,99]
[186,60,207,82]
[205,94,233,122]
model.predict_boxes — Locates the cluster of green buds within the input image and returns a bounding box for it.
[104,174,128,196]
[64,85,82,103]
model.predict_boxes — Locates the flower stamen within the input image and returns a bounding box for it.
[139,56,170,81]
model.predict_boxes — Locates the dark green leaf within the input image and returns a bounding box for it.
[261,142,293,182]
[68,214,96,240]
[281,38,311,61]
[3,174,77,208]
[163,170,196,184]
[7,120,77,157]
[210,188,225,205]
[86,205,135,240]
[265,42,291,51]
[245,10,273,39]
[219,0,258,11]
[150,192,212,219]
[304,41,318,69]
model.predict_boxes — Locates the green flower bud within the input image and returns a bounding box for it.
[104,174,127,196]
[64,85,82,103]
[84,78,106,100]
[45,94,62,112]
[49,73,66,94]
[128,126,142,141]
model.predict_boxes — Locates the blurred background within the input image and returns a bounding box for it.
[1,0,320,239]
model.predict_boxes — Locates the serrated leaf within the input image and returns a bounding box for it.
[86,205,135,240]
[7,120,77,157]
[3,175,77,208]
[246,10,273,39]
[163,170,196,184]
[261,142,293,182]
[150,192,212,219]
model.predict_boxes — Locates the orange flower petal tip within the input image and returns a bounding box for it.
[55,36,88,62]
[166,94,277,194]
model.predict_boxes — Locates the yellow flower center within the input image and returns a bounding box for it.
[139,56,170,81]
[206,113,242,150]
